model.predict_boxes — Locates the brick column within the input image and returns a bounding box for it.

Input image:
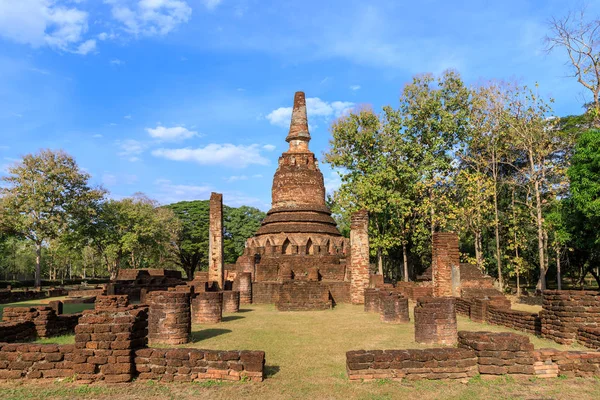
[209,192,224,289]
[236,272,252,305]
[414,297,457,345]
[147,291,190,345]
[379,291,409,323]
[432,232,460,297]
[223,291,240,313]
[192,292,223,324]
[350,210,369,305]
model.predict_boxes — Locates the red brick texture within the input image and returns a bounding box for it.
[364,288,381,313]
[414,297,457,345]
[276,281,332,311]
[350,210,369,305]
[222,291,240,313]
[577,327,600,349]
[209,192,224,289]
[134,348,265,382]
[192,292,223,324]
[431,232,460,297]
[541,290,600,345]
[379,291,409,324]
[0,321,36,343]
[346,348,478,381]
[2,306,80,338]
[147,291,191,345]
[235,272,252,305]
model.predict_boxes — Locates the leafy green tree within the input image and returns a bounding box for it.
[224,206,265,264]
[0,149,104,287]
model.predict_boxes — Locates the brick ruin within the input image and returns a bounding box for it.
[347,330,600,382]
[414,297,457,345]
[350,210,370,305]
[209,192,224,289]
[379,291,409,324]
[431,232,460,297]
[232,92,353,310]
[0,295,265,382]
[147,291,191,345]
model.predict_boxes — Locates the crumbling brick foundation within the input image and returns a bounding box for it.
[276,281,332,311]
[147,291,191,345]
[364,288,380,313]
[379,291,409,323]
[2,306,80,338]
[541,290,600,345]
[236,272,252,305]
[192,292,223,324]
[414,297,457,345]
[222,291,240,313]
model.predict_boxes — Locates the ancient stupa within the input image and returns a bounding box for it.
[235,91,350,306]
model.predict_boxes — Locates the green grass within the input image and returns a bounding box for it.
[0,303,598,399]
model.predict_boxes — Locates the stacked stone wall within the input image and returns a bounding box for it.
[414,297,457,345]
[379,291,409,323]
[2,306,80,338]
[0,343,76,379]
[486,306,541,335]
[458,331,535,376]
[276,281,331,311]
[134,348,265,382]
[236,273,252,305]
[323,281,350,304]
[541,290,600,345]
[0,321,36,343]
[222,291,240,313]
[147,291,190,345]
[455,298,472,316]
[192,292,223,324]
[73,300,148,382]
[346,348,478,381]
[394,282,433,301]
[252,282,281,304]
[577,327,600,349]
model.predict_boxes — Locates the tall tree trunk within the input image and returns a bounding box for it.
[377,248,384,276]
[474,231,483,270]
[35,241,42,288]
[402,241,409,282]
[530,150,546,291]
[492,159,503,290]
[556,247,562,291]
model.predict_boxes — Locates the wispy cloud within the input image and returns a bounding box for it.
[262,144,276,151]
[152,143,270,168]
[116,139,146,162]
[146,125,198,141]
[110,59,123,65]
[202,0,223,11]
[266,97,354,128]
[106,0,192,36]
[350,85,361,91]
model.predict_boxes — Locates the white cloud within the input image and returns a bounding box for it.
[124,114,132,119]
[153,178,213,203]
[97,31,116,40]
[106,0,192,36]
[0,0,94,54]
[152,143,270,168]
[202,0,222,10]
[350,85,361,91]
[252,174,263,178]
[266,97,355,128]
[92,134,103,138]
[146,125,197,141]
[110,59,123,65]
[262,144,276,151]
[226,175,247,183]
[324,170,342,195]
[74,39,96,55]
[28,67,50,75]
[116,139,146,161]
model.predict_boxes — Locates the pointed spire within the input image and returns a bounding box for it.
[285,91,311,149]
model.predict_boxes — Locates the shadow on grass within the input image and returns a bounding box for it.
[264,365,280,378]
[191,328,232,342]
[222,315,245,322]
[237,309,253,313]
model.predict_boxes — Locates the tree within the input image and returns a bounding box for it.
[546,7,600,124]
[0,149,104,287]
[224,206,265,264]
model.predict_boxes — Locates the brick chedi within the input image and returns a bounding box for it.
[209,192,224,289]
[235,92,350,309]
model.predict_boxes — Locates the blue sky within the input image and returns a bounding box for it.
[0,0,596,211]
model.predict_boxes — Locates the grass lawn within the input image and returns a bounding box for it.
[1,303,599,400]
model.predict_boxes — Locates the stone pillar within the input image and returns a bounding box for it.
[414,297,457,345]
[49,300,63,315]
[237,272,252,305]
[364,288,381,313]
[379,291,410,323]
[223,291,240,313]
[147,291,191,345]
[192,292,223,324]
[350,210,370,305]
[209,192,224,289]
[470,298,490,323]
[432,232,460,297]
